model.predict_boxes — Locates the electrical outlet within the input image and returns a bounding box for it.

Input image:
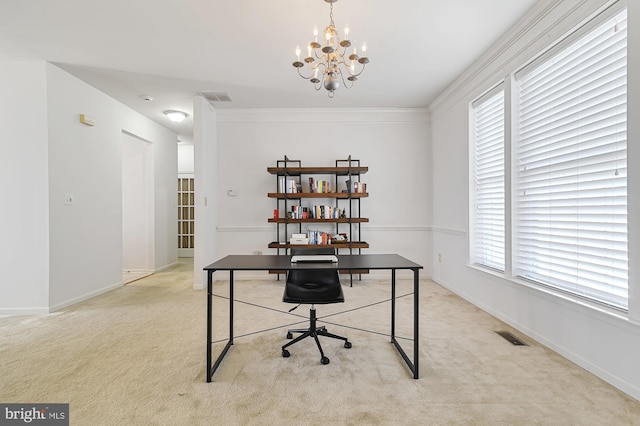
[64,193,74,205]
[438,253,442,263]
[253,250,263,256]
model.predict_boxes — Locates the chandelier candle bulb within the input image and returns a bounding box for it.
[296,46,301,61]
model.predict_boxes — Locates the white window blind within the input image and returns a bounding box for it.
[472,86,505,271]
[515,9,628,309]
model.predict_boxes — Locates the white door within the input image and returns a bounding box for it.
[122,132,154,283]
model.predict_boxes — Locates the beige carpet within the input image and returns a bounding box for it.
[1,259,639,425]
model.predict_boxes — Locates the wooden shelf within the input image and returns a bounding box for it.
[268,218,369,224]
[268,241,369,249]
[268,166,368,176]
[268,192,368,199]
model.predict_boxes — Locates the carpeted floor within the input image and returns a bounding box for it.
[1,258,639,425]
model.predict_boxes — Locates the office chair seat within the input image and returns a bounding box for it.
[281,247,351,365]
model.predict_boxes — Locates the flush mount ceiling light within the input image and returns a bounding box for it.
[164,110,188,123]
[292,0,369,97]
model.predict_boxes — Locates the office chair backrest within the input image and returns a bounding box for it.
[285,247,342,302]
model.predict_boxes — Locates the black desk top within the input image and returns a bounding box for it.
[204,254,423,271]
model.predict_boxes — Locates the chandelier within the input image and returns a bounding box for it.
[292,0,369,97]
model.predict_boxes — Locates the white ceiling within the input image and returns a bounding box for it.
[0,0,539,137]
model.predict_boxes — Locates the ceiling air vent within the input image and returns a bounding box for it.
[199,91,232,102]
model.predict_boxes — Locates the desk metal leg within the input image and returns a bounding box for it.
[206,270,214,382]
[207,270,235,382]
[413,268,419,379]
[389,268,420,379]
[229,271,234,343]
[390,269,396,340]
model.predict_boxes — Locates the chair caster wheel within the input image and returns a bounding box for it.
[286,332,293,339]
[344,341,352,349]
[282,349,290,358]
[321,356,330,365]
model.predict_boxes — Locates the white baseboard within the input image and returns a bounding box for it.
[0,307,50,315]
[154,261,179,273]
[433,276,640,402]
[49,281,123,313]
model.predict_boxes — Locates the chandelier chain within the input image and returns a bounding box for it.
[329,1,335,28]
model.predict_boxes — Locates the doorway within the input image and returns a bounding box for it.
[122,131,154,284]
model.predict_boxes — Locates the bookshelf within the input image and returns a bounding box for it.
[267,156,369,278]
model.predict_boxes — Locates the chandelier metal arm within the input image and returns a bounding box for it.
[332,54,367,78]
[295,63,325,80]
[334,67,353,89]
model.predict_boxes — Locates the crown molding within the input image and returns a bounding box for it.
[429,0,617,114]
[215,108,430,124]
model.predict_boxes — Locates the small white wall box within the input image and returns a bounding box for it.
[79,114,95,126]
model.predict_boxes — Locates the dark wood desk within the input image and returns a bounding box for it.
[203,254,423,382]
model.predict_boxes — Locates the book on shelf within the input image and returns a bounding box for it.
[286,179,302,193]
[288,205,310,219]
[308,177,332,193]
[287,205,346,220]
[307,230,332,245]
[344,180,367,193]
[311,205,342,220]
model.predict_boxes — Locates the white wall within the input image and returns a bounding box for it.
[193,96,218,288]
[46,64,178,310]
[0,61,50,314]
[146,123,179,272]
[178,141,194,175]
[0,62,178,314]
[201,108,431,281]
[430,0,640,399]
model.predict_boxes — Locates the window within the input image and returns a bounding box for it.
[514,8,628,309]
[471,86,505,271]
[469,5,628,309]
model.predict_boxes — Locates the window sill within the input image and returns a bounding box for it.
[466,263,640,332]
